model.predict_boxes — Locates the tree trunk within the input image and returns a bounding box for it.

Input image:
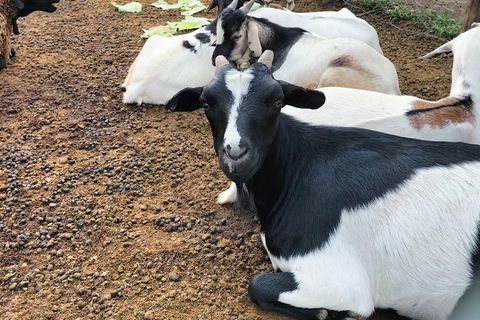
[461,0,480,33]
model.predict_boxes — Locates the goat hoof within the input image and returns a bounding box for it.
[0,58,6,70]
[319,310,364,320]
[10,48,16,58]
[345,311,365,320]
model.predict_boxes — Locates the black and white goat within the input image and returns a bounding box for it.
[217,22,480,205]
[0,0,58,69]
[122,3,385,105]
[165,51,480,320]
[213,0,400,94]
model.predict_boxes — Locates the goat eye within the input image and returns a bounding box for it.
[274,100,284,108]
[201,103,210,110]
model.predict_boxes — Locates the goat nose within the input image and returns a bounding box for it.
[225,144,248,160]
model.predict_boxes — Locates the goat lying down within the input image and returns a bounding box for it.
[217,22,480,205]
[165,51,480,320]
[214,0,400,94]
[122,4,386,105]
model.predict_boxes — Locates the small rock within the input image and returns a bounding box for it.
[78,300,85,309]
[169,273,179,281]
[140,204,147,211]
[9,282,17,290]
[144,310,154,320]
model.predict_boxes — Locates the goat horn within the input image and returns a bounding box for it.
[239,0,256,14]
[257,50,274,70]
[215,55,230,68]
[226,0,238,10]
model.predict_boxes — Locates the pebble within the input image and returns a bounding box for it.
[169,273,179,281]
[144,310,154,320]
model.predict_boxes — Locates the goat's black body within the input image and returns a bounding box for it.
[165,58,480,320]
[12,0,59,34]
[251,114,480,258]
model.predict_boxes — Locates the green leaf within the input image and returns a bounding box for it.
[151,0,182,9]
[251,3,263,11]
[141,26,176,38]
[180,2,207,15]
[177,15,211,30]
[166,21,180,31]
[151,0,207,14]
[110,2,143,12]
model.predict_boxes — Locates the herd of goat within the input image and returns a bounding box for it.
[4,0,480,319]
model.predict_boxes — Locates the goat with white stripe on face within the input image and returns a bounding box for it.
[165,50,480,320]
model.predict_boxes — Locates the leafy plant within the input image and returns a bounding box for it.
[142,26,175,38]
[151,0,207,15]
[110,2,142,13]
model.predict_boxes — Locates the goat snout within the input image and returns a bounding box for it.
[219,142,256,181]
[225,144,248,161]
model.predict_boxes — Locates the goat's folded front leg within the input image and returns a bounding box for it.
[248,272,368,320]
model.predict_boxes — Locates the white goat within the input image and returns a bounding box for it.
[213,0,400,94]
[284,22,480,144]
[218,23,480,205]
[122,5,385,105]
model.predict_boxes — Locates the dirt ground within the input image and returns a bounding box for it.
[0,0,455,319]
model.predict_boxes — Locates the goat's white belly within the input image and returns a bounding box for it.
[260,162,480,320]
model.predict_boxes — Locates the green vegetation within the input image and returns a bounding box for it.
[110,2,143,13]
[356,0,461,39]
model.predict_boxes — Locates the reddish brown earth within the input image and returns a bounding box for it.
[0,0,454,319]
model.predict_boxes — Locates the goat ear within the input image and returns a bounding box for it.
[280,81,326,109]
[247,22,262,58]
[14,0,25,9]
[215,55,230,67]
[165,87,204,112]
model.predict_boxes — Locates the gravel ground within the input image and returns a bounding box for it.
[0,0,453,319]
